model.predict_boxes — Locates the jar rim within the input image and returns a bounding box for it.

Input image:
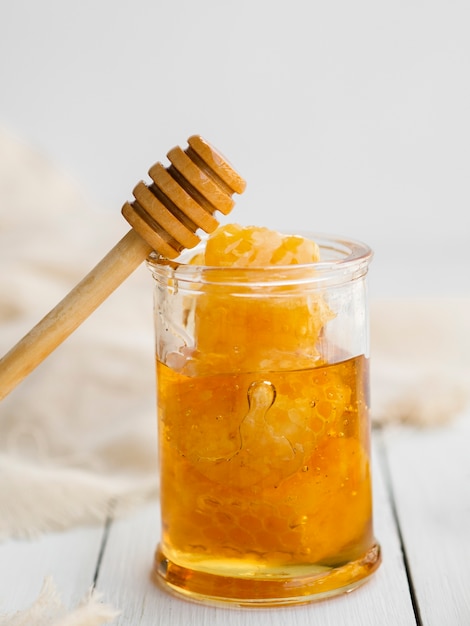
[146,232,373,287]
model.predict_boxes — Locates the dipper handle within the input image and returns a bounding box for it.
[0,136,245,401]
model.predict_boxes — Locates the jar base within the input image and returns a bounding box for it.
[151,542,381,608]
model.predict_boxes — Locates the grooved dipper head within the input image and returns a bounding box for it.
[122,136,246,259]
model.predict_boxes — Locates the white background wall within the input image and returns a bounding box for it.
[1,0,469,297]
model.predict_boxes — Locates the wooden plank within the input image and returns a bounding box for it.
[96,432,416,625]
[382,411,470,626]
[368,435,418,625]
[0,524,104,614]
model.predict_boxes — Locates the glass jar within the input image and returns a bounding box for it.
[147,233,380,607]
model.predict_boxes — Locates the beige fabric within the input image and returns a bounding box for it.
[0,129,158,541]
[371,297,470,427]
[0,127,469,623]
[0,577,119,625]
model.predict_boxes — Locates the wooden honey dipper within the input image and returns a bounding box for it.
[0,135,246,401]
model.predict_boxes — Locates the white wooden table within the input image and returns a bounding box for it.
[1,413,469,625]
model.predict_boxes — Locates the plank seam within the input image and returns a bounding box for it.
[375,427,423,626]
[92,502,114,588]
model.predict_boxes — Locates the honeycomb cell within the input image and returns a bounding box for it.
[263,515,289,534]
[228,526,254,546]
[239,514,263,533]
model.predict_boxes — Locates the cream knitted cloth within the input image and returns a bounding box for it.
[0,128,469,623]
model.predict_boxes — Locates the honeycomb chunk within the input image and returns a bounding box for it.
[188,224,332,373]
[204,224,321,267]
